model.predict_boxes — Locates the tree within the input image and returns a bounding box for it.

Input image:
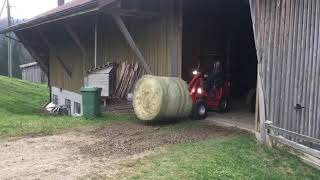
[0,18,33,78]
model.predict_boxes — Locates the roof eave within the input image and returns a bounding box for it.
[0,1,99,34]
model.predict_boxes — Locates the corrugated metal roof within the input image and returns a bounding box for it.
[31,0,96,20]
[1,0,110,33]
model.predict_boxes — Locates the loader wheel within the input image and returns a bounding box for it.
[192,101,208,120]
[219,98,230,113]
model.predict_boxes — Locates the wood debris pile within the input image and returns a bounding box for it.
[114,61,145,99]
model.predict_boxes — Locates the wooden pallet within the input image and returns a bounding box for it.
[114,61,145,99]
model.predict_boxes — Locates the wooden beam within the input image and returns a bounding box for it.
[111,14,152,74]
[266,124,320,145]
[257,66,267,143]
[39,31,72,78]
[65,24,87,74]
[111,9,160,19]
[65,25,87,56]
[97,0,118,8]
[55,56,73,78]
[269,135,320,159]
[101,2,160,19]
[16,33,49,74]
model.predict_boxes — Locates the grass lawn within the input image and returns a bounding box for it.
[1,76,320,179]
[0,76,133,137]
[123,135,320,180]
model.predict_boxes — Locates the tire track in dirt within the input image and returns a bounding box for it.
[0,121,241,179]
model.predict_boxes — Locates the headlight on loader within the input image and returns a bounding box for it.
[192,70,198,75]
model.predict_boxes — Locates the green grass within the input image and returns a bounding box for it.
[0,76,135,137]
[124,135,320,180]
[1,76,320,179]
[0,75,48,115]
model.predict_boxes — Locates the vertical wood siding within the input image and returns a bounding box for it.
[21,64,47,84]
[49,0,181,92]
[97,0,181,77]
[49,34,87,92]
[250,0,320,140]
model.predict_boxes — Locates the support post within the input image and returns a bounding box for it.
[257,65,267,143]
[111,14,153,74]
[7,0,12,77]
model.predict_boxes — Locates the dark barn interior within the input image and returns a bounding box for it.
[182,0,258,128]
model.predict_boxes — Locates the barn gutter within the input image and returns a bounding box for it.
[94,17,98,69]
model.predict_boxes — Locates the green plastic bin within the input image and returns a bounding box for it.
[80,87,102,118]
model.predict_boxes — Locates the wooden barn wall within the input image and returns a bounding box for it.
[21,65,47,84]
[49,28,95,92]
[97,0,181,77]
[48,0,181,92]
[250,0,320,140]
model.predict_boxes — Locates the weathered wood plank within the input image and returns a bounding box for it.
[270,134,320,159]
[275,0,286,129]
[307,0,317,138]
[257,67,267,143]
[314,0,320,139]
[294,0,304,136]
[267,124,320,145]
[291,0,302,140]
[269,0,281,127]
[301,0,312,137]
[311,0,319,139]
[107,9,161,19]
[283,0,294,135]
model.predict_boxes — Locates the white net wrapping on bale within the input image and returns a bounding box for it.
[133,75,192,121]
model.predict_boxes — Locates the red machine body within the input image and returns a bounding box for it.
[189,71,231,119]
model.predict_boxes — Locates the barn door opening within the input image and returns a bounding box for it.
[182,0,258,131]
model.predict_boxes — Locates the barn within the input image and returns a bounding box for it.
[2,0,320,163]
[20,62,48,83]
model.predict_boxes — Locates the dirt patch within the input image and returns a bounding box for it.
[0,121,241,179]
[80,121,241,157]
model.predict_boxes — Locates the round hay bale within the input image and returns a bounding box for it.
[133,75,192,121]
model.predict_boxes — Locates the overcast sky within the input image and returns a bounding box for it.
[1,0,73,19]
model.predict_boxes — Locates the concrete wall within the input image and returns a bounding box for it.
[51,86,82,116]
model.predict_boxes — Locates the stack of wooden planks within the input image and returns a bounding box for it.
[114,61,145,99]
